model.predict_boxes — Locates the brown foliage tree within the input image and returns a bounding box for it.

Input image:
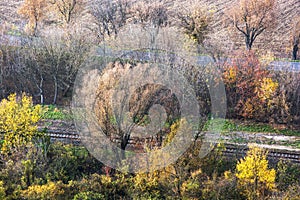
[176,5,211,52]
[49,0,84,24]
[18,0,47,36]
[94,61,181,159]
[226,0,277,50]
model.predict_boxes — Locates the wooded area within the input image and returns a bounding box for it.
[0,0,299,199]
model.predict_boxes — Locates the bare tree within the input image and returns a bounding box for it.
[11,30,89,104]
[88,0,131,42]
[34,35,88,104]
[226,0,277,50]
[130,0,169,48]
[130,0,169,28]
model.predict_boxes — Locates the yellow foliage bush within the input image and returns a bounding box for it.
[162,119,181,147]
[0,93,42,153]
[131,171,161,199]
[236,145,276,200]
[223,66,237,84]
[0,181,5,199]
[180,168,202,197]
[221,51,289,122]
[257,77,278,102]
[20,181,64,200]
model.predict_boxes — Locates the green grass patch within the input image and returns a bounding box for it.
[203,118,300,136]
[41,105,73,120]
[280,141,300,148]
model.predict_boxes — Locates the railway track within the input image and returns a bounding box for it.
[41,128,300,164]
[222,143,300,164]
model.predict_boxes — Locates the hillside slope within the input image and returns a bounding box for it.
[196,0,300,57]
[0,0,23,24]
[0,0,299,58]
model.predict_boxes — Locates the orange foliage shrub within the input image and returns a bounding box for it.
[222,51,286,121]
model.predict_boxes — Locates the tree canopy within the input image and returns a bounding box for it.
[226,0,277,50]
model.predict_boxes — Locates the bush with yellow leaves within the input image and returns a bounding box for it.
[20,181,64,200]
[236,145,276,200]
[0,93,42,153]
[222,50,287,122]
[0,181,5,199]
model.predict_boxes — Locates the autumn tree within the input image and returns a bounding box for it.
[49,0,83,24]
[0,94,42,153]
[93,60,181,161]
[291,17,300,60]
[236,145,276,200]
[176,5,211,53]
[172,3,229,61]
[221,51,286,121]
[226,0,277,50]
[18,0,47,36]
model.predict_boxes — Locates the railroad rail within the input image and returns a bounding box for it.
[40,128,300,164]
[222,143,300,164]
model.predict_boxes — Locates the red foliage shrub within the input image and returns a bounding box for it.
[222,51,288,122]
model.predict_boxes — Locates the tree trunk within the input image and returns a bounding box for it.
[39,77,44,105]
[33,18,38,37]
[246,36,252,50]
[53,75,58,104]
[292,44,299,60]
[120,133,130,159]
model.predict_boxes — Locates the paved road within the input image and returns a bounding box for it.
[196,55,300,72]
[98,47,300,72]
[2,35,300,72]
[268,61,300,72]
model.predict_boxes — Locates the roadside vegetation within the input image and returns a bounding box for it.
[0,0,299,199]
[0,94,299,199]
[41,105,73,120]
[204,119,300,136]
